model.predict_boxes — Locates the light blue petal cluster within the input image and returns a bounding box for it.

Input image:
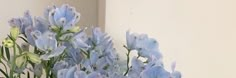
[9,11,33,34]
[126,31,162,59]
[45,4,80,31]
[35,31,66,60]
[7,4,181,78]
[53,27,124,78]
[126,31,182,78]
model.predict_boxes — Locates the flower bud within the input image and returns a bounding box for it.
[10,27,20,40]
[27,52,41,64]
[68,26,80,33]
[50,26,60,32]
[15,55,27,67]
[2,38,14,48]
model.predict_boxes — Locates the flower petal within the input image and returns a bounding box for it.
[40,46,66,60]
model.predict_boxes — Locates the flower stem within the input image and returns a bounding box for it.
[10,42,16,78]
[45,60,51,78]
[124,45,131,76]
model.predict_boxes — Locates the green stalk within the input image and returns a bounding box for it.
[10,41,16,78]
[45,61,50,78]
[123,45,131,76]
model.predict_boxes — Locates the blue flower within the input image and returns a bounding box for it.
[128,57,144,78]
[140,66,171,78]
[35,31,66,60]
[34,17,50,33]
[126,30,138,50]
[74,70,87,78]
[92,27,106,45]
[91,27,119,64]
[24,27,41,45]
[53,61,69,75]
[87,72,103,78]
[57,69,69,78]
[9,11,50,46]
[45,4,80,31]
[171,71,182,78]
[171,62,182,78]
[126,31,162,59]
[57,65,104,78]
[135,34,162,59]
[65,47,84,65]
[9,11,33,34]
[71,29,90,49]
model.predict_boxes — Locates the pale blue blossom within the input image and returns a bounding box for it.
[127,57,144,78]
[65,47,84,65]
[126,31,162,59]
[9,11,50,46]
[53,61,69,74]
[171,62,182,78]
[34,17,50,33]
[71,29,90,49]
[3,4,181,78]
[54,27,121,78]
[74,70,87,78]
[135,34,162,59]
[24,26,41,45]
[87,72,103,78]
[9,11,49,35]
[91,27,106,45]
[9,11,33,34]
[91,27,119,64]
[126,30,138,50]
[140,66,171,78]
[45,4,80,31]
[35,31,66,60]
[57,69,69,78]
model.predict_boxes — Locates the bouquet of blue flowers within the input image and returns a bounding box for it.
[0,4,181,78]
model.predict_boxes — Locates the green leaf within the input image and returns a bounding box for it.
[27,52,41,64]
[7,35,14,41]
[4,47,10,61]
[19,36,28,43]
[0,46,2,60]
[27,71,30,78]
[16,43,23,54]
[0,68,9,78]
[0,46,7,62]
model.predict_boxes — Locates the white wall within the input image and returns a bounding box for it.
[106,0,236,78]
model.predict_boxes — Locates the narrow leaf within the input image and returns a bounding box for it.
[0,46,2,60]
[16,43,23,54]
[0,68,9,78]
[4,47,10,61]
[19,36,28,43]
[1,46,7,61]
[7,35,14,41]
[27,71,30,78]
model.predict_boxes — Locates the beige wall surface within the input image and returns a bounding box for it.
[0,0,98,40]
[106,0,236,78]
